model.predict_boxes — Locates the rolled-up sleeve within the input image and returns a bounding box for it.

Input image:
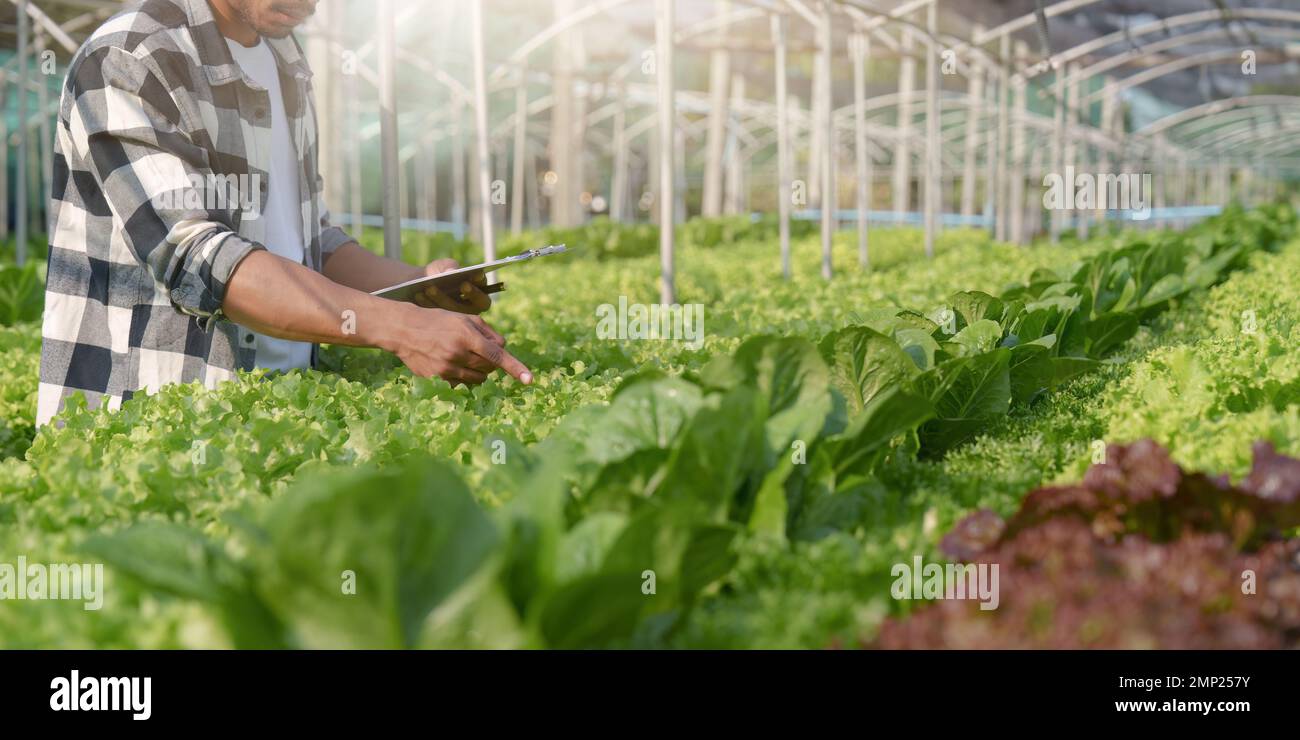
[316,174,354,260]
[67,44,264,326]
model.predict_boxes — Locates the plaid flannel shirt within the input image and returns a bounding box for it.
[37,0,352,426]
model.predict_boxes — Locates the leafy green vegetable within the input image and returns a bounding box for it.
[3,205,1296,649]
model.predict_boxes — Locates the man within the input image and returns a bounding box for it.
[37,0,530,427]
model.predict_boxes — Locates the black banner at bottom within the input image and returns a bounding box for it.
[0,649,1289,726]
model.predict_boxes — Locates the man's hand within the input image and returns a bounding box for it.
[384,302,531,386]
[224,248,529,388]
[412,258,492,314]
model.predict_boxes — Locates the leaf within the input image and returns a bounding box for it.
[251,457,499,648]
[537,570,648,648]
[749,455,794,539]
[818,325,919,414]
[1014,308,1055,344]
[82,523,241,603]
[81,523,286,649]
[1056,290,1092,358]
[829,385,935,476]
[704,335,832,458]
[656,387,767,517]
[950,291,1004,329]
[1182,246,1241,291]
[939,510,1007,560]
[889,310,939,334]
[580,377,703,466]
[679,524,739,597]
[598,503,738,612]
[1085,311,1139,358]
[0,263,43,327]
[998,299,1026,334]
[916,349,1012,454]
[1008,343,1054,406]
[948,319,1004,357]
[895,328,940,370]
[1024,292,1081,315]
[1090,256,1133,315]
[1028,266,1062,284]
[1051,356,1100,385]
[495,443,571,616]
[922,351,1012,419]
[555,512,629,582]
[1137,273,1188,308]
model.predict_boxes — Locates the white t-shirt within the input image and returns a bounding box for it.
[226,37,313,372]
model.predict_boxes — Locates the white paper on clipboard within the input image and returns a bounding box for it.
[369,244,567,303]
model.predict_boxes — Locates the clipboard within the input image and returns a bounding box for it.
[370,244,568,303]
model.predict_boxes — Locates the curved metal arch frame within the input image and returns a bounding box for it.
[6,0,1297,267]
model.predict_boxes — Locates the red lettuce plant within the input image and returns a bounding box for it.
[875,440,1300,649]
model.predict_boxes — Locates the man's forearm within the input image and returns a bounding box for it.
[222,249,402,350]
[320,241,422,293]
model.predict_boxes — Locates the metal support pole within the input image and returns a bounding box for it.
[648,119,659,202]
[0,115,7,241]
[26,114,38,237]
[526,148,540,228]
[1050,63,1065,243]
[772,14,791,280]
[1077,76,1091,239]
[312,0,340,215]
[852,32,870,268]
[1153,140,1167,221]
[416,142,432,224]
[610,81,627,223]
[1062,62,1079,238]
[377,0,401,259]
[994,33,1010,241]
[655,0,675,304]
[960,25,984,220]
[1028,140,1044,236]
[325,0,342,216]
[452,98,467,238]
[37,32,51,229]
[674,126,686,225]
[818,0,834,279]
[470,0,495,263]
[809,68,822,207]
[428,139,438,225]
[724,71,746,215]
[892,30,915,220]
[1098,79,1116,231]
[571,35,588,226]
[399,154,410,220]
[982,65,997,234]
[16,0,30,265]
[549,0,576,227]
[511,65,528,234]
[494,139,507,191]
[1176,155,1189,216]
[346,69,363,237]
[1009,41,1029,244]
[701,0,730,218]
[923,0,939,258]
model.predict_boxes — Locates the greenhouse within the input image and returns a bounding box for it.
[1,0,1299,674]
